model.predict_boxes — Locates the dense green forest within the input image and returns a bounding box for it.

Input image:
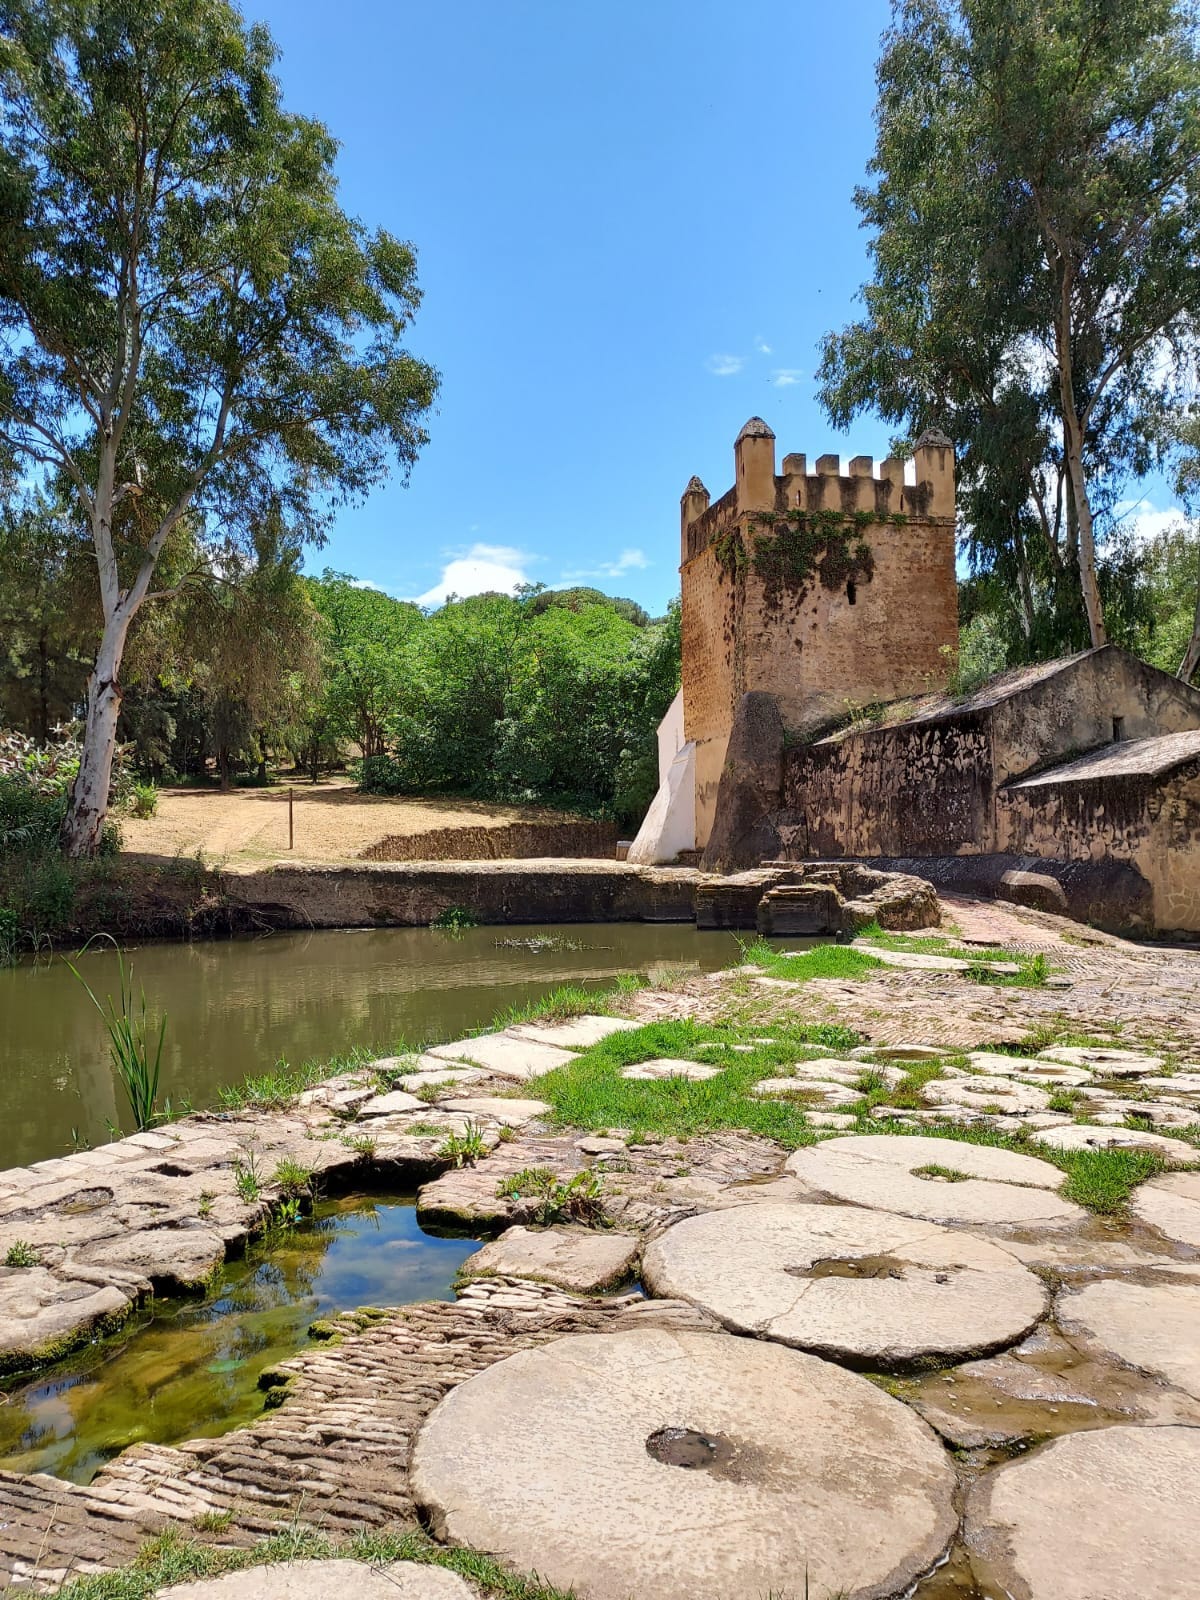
[0,516,682,829]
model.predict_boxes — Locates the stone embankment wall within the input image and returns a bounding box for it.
[359,819,619,862]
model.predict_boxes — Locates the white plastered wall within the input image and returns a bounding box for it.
[627,690,696,864]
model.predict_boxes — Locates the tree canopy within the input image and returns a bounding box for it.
[820,0,1200,656]
[0,0,438,851]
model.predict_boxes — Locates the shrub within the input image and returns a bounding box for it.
[130,782,159,819]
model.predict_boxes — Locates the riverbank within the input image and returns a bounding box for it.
[0,898,1197,1598]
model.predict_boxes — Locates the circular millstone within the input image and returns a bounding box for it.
[1131,1171,1200,1248]
[411,1329,957,1600]
[1060,1279,1200,1399]
[786,1135,1083,1227]
[156,1561,475,1599]
[964,1425,1200,1600]
[641,1204,1047,1368]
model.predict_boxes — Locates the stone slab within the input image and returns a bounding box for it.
[461,1225,638,1292]
[1060,1279,1200,1400]
[411,1328,956,1600]
[786,1135,1084,1228]
[751,1079,860,1105]
[1032,1123,1198,1166]
[1131,1171,1200,1247]
[511,1015,641,1049]
[964,1425,1200,1600]
[620,1059,722,1081]
[157,1560,475,1599]
[925,1077,1051,1115]
[395,1063,485,1092]
[1042,1046,1163,1077]
[438,1097,551,1127]
[965,1052,1092,1085]
[642,1203,1046,1367]
[356,1091,426,1117]
[426,1032,576,1081]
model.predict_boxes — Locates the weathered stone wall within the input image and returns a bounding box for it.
[220,860,703,929]
[999,759,1200,936]
[679,421,958,849]
[359,819,619,862]
[987,647,1200,785]
[780,716,994,858]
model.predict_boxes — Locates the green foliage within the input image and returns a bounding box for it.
[271,1158,314,1199]
[129,783,158,820]
[0,0,438,850]
[530,1019,865,1147]
[0,905,16,966]
[354,589,680,828]
[821,0,1200,656]
[737,511,887,610]
[4,1240,38,1268]
[495,1167,609,1227]
[430,905,479,930]
[67,946,166,1132]
[232,1152,263,1204]
[437,1121,488,1167]
[738,940,887,983]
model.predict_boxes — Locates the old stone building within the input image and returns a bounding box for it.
[630,416,1200,936]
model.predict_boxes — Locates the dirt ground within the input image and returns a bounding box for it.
[119,778,586,866]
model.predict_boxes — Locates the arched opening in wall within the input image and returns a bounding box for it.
[846,581,857,606]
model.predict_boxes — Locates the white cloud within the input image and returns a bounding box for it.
[561,548,652,582]
[349,577,385,590]
[412,542,531,607]
[706,353,744,377]
[1114,499,1190,547]
[771,368,804,387]
[754,335,772,354]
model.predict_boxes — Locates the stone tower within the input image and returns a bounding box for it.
[678,418,957,848]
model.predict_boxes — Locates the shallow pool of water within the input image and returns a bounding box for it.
[0,923,745,1167]
[0,1193,478,1483]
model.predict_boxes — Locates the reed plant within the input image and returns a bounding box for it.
[68,942,166,1132]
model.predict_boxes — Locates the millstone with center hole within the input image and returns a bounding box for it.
[640,1204,1047,1367]
[786,1134,1084,1227]
[411,1328,957,1600]
[964,1424,1200,1600]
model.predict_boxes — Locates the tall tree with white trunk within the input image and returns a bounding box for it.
[0,0,438,854]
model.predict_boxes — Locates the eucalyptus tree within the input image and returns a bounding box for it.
[0,0,438,853]
[820,0,1200,651]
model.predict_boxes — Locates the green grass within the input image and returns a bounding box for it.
[739,940,887,983]
[53,1526,579,1600]
[854,928,1052,987]
[483,972,647,1032]
[217,1047,377,1112]
[530,1017,863,1149]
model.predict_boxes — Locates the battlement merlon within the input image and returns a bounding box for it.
[680,419,956,564]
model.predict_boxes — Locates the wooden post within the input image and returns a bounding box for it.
[288,787,294,850]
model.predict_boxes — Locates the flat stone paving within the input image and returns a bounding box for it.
[411,1329,958,1600]
[0,909,1199,1596]
[641,1203,1047,1367]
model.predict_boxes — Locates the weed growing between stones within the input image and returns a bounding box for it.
[495,1167,609,1226]
[437,1120,487,1167]
[530,1018,863,1149]
[52,1525,582,1600]
[232,1150,262,1203]
[217,1047,379,1112]
[4,1240,37,1267]
[271,1157,314,1199]
[911,1163,973,1183]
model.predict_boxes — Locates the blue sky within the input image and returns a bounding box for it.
[254,0,1181,616]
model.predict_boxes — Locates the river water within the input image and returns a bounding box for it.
[0,923,744,1169]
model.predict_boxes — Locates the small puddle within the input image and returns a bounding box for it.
[0,1193,479,1483]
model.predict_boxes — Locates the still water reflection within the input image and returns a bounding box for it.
[0,923,742,1167]
[0,1194,478,1482]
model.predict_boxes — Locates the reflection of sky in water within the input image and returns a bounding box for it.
[0,1197,478,1484]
